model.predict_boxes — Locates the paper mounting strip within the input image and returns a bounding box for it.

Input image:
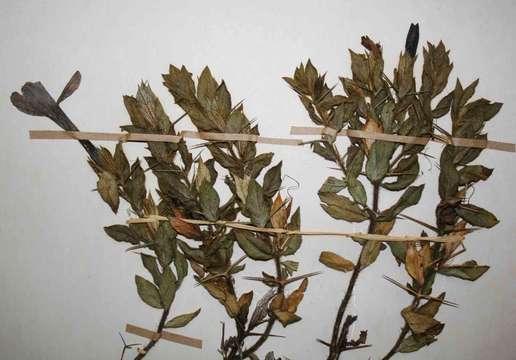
[127,215,464,243]
[125,324,202,349]
[290,126,516,153]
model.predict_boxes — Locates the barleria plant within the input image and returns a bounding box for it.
[11,66,309,359]
[162,66,309,359]
[284,23,501,359]
[10,23,506,360]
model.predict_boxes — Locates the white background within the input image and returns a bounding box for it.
[1,1,515,359]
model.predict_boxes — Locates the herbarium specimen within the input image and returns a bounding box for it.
[284,23,500,359]
[11,67,308,359]
[10,22,506,360]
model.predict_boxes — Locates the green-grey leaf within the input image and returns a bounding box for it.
[247,153,273,178]
[380,185,424,221]
[456,204,498,228]
[199,181,220,221]
[311,142,336,161]
[458,165,493,185]
[263,161,282,198]
[97,171,119,213]
[141,254,161,284]
[246,180,269,227]
[283,207,302,256]
[155,222,176,268]
[319,176,347,193]
[366,141,396,183]
[159,266,177,308]
[438,146,459,200]
[347,177,367,206]
[135,275,162,309]
[319,192,368,222]
[174,251,188,284]
[234,229,273,260]
[438,260,489,281]
[383,155,420,191]
[104,225,142,245]
[164,308,201,328]
[346,145,364,178]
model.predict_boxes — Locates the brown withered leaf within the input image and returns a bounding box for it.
[270,194,290,229]
[57,70,81,104]
[405,242,424,286]
[417,292,446,318]
[286,278,308,313]
[269,293,285,312]
[169,217,201,239]
[361,36,381,56]
[359,241,382,269]
[401,307,442,335]
[319,251,354,272]
[238,291,254,321]
[97,171,119,213]
[273,310,302,327]
[397,334,437,353]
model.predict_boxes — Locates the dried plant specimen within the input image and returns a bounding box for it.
[284,23,501,359]
[12,66,308,359]
[9,22,506,360]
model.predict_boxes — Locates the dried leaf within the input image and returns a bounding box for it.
[383,155,420,191]
[104,225,142,245]
[263,161,282,197]
[169,217,201,239]
[397,334,437,353]
[97,171,119,213]
[57,71,81,104]
[319,192,368,222]
[458,165,493,185]
[401,308,442,335]
[234,230,273,261]
[417,292,445,318]
[271,195,289,229]
[456,204,498,228]
[347,177,367,206]
[199,181,220,221]
[246,180,269,227]
[366,140,396,183]
[273,310,301,327]
[283,207,302,256]
[359,240,382,269]
[380,185,424,221]
[438,260,489,281]
[319,251,354,272]
[319,176,347,193]
[135,275,162,309]
[164,308,201,328]
[159,266,177,308]
[405,242,424,286]
[141,254,161,285]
